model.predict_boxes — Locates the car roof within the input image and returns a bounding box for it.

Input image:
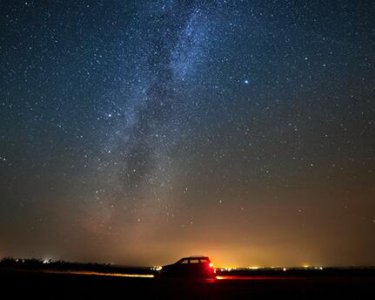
[180,256,210,260]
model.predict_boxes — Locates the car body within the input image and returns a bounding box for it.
[158,256,216,279]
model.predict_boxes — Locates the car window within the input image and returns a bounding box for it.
[189,259,200,264]
[179,259,188,264]
[200,259,209,263]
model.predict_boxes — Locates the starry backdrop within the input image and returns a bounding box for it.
[0,0,374,267]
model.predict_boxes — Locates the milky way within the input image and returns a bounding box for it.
[1,1,374,266]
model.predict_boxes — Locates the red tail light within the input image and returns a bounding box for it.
[209,262,216,273]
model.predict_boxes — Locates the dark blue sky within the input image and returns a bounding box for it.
[1,0,374,266]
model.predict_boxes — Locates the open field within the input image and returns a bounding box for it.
[1,268,374,299]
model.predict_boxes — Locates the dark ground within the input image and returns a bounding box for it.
[1,268,374,299]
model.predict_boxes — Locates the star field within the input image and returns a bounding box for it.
[0,0,374,267]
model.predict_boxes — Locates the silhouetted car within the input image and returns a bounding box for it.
[158,256,216,279]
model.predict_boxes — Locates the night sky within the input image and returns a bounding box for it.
[1,0,374,267]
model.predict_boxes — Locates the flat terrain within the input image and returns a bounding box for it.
[1,268,374,299]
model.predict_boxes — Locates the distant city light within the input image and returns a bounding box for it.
[152,266,162,271]
[220,267,236,272]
